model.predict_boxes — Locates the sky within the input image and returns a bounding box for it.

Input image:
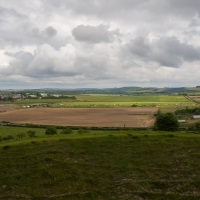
[0,0,200,89]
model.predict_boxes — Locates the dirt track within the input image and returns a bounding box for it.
[0,107,157,127]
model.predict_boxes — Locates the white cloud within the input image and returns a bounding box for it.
[0,0,200,88]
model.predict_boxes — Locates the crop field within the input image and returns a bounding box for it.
[189,96,200,102]
[1,98,75,106]
[49,95,193,109]
[0,95,192,108]
[0,108,157,127]
[0,104,18,112]
[75,94,190,102]
[0,127,200,199]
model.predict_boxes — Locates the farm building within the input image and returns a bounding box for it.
[192,115,200,119]
[178,120,186,123]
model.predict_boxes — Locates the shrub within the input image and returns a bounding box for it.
[188,122,200,131]
[2,135,14,141]
[154,112,179,131]
[84,127,90,133]
[78,128,84,134]
[60,128,73,134]
[45,126,57,135]
[78,127,90,134]
[3,145,9,150]
[131,104,137,107]
[17,133,26,139]
[27,130,36,137]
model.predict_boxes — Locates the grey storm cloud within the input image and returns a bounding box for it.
[2,51,33,76]
[45,26,57,37]
[45,0,200,22]
[45,0,145,16]
[72,24,120,43]
[126,36,200,67]
[0,6,28,19]
[31,26,57,38]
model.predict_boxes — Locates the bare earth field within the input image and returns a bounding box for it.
[0,104,18,112]
[189,96,200,102]
[0,107,157,127]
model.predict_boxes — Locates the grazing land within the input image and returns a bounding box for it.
[0,95,192,108]
[0,127,200,199]
[75,94,190,102]
[0,108,157,127]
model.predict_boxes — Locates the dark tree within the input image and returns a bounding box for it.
[154,112,179,131]
[27,130,36,137]
[45,126,57,135]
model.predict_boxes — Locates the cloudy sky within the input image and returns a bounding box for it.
[1,0,200,89]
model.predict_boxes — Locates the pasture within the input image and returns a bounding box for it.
[0,95,192,109]
[75,94,190,102]
[0,127,200,199]
[50,95,193,111]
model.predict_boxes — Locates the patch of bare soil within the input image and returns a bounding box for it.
[0,104,19,113]
[189,96,200,102]
[0,107,157,127]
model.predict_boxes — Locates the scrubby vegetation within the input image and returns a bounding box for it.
[45,126,57,135]
[78,127,90,134]
[60,128,73,134]
[27,130,36,137]
[188,122,200,131]
[175,107,200,115]
[154,112,179,131]
[0,128,200,199]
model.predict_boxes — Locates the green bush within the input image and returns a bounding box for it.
[17,133,26,139]
[78,128,84,134]
[2,135,14,141]
[154,112,179,131]
[60,128,73,134]
[188,122,200,131]
[45,126,57,135]
[175,107,200,115]
[78,127,90,134]
[131,104,137,107]
[27,130,36,137]
[3,145,9,150]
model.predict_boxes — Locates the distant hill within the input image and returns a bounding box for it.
[1,87,200,95]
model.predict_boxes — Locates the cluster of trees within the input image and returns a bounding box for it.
[188,122,200,131]
[0,96,13,101]
[175,107,200,115]
[154,111,179,131]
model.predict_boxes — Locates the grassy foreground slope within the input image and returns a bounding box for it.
[0,129,200,199]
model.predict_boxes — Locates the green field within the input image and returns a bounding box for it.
[75,94,190,102]
[0,126,200,199]
[0,95,193,111]
[52,95,194,109]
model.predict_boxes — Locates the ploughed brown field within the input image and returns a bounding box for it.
[0,104,18,112]
[0,107,157,127]
[189,96,200,102]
